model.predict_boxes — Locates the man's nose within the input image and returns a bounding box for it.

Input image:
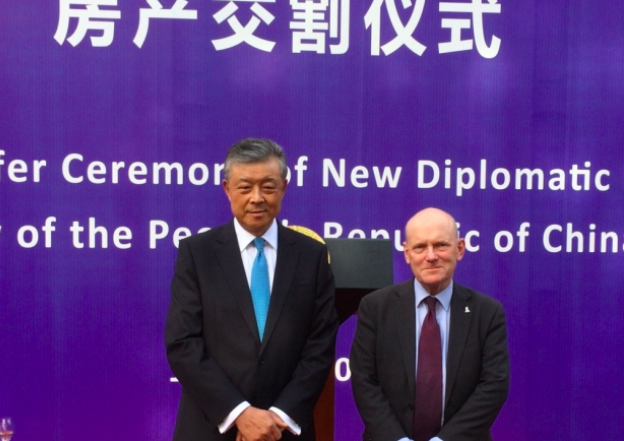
[425,246,438,260]
[250,186,264,202]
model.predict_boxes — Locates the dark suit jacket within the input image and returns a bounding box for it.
[350,280,509,441]
[165,221,338,441]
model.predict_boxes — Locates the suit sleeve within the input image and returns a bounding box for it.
[437,302,510,441]
[165,239,247,425]
[270,245,339,429]
[350,295,410,441]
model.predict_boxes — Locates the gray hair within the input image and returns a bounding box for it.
[224,138,288,182]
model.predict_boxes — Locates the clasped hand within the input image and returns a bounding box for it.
[235,406,288,441]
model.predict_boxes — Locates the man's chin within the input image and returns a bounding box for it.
[420,270,443,280]
[420,277,453,294]
[241,217,272,235]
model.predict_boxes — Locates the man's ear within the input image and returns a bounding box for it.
[403,241,411,264]
[456,238,466,261]
[222,179,231,201]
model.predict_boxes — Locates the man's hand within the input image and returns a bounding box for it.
[235,406,283,441]
[268,410,288,432]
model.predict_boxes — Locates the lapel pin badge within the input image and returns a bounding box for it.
[465,306,470,313]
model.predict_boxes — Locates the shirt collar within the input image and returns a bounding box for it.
[233,218,279,252]
[414,279,453,311]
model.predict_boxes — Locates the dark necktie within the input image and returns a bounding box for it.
[250,238,270,341]
[413,296,442,441]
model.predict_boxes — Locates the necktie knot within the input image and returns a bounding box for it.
[254,237,265,253]
[423,296,437,313]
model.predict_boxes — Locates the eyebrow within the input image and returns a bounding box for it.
[236,177,279,183]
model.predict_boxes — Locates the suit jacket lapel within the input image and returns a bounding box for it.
[260,224,298,353]
[395,280,417,393]
[445,282,473,406]
[215,221,262,343]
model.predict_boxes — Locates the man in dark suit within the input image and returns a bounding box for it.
[350,208,509,441]
[166,138,338,441]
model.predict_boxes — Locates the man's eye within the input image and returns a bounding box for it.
[413,246,425,253]
[435,244,450,251]
[263,186,277,192]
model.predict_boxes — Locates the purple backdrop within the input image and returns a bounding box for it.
[2,0,624,440]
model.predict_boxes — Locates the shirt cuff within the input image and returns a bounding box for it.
[218,401,251,434]
[269,406,301,435]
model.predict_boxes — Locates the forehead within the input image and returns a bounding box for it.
[229,158,282,181]
[406,217,456,243]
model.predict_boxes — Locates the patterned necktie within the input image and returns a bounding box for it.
[413,296,443,441]
[250,238,270,341]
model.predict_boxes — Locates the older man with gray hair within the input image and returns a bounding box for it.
[166,138,338,441]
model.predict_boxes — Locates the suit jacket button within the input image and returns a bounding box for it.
[259,358,265,366]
